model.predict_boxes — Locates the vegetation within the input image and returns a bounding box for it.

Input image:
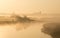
[16,15,35,23]
[41,23,60,38]
[0,15,35,24]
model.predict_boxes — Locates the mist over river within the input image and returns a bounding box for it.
[0,22,51,38]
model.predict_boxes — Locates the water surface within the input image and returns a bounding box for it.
[0,22,51,38]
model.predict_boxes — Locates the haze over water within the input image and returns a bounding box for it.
[0,22,51,38]
[0,0,59,38]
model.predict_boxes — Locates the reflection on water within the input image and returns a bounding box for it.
[0,22,51,38]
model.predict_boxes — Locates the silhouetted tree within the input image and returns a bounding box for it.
[15,15,35,23]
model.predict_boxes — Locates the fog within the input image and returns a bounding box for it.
[0,13,60,38]
[0,22,51,38]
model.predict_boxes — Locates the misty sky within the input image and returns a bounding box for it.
[0,0,60,14]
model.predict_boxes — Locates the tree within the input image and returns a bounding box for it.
[15,15,35,23]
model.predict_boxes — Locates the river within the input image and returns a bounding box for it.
[0,22,51,38]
